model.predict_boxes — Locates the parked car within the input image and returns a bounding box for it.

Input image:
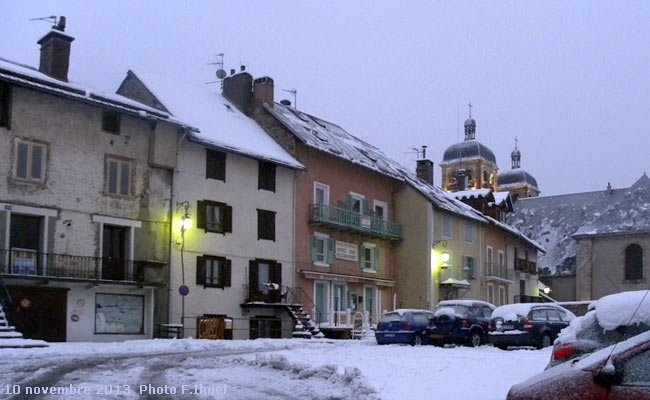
[426,300,495,347]
[488,303,575,349]
[507,330,650,399]
[375,309,435,346]
[548,290,650,368]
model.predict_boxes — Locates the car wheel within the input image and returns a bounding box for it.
[469,331,481,347]
[539,334,552,349]
[411,335,422,346]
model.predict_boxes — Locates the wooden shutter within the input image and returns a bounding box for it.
[373,247,380,270]
[249,260,258,292]
[345,194,353,210]
[310,236,318,262]
[224,259,232,287]
[223,205,233,233]
[273,262,282,286]
[327,239,335,265]
[362,198,370,215]
[196,256,206,285]
[197,201,206,230]
[0,83,11,129]
[359,246,366,269]
[268,211,276,241]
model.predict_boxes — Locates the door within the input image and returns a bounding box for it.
[314,281,329,324]
[9,214,41,275]
[249,260,281,302]
[364,286,378,324]
[102,225,127,280]
[333,284,346,325]
[197,315,225,340]
[8,285,67,342]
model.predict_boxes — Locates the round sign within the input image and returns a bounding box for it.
[71,314,80,322]
[179,285,190,297]
[19,298,31,309]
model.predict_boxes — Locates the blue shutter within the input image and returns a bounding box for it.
[327,239,335,265]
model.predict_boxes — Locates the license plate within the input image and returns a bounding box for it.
[430,334,444,339]
[501,325,514,330]
[384,333,396,337]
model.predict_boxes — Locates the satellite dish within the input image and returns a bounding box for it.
[216,69,227,79]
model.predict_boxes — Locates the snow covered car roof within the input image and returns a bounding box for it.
[492,303,575,322]
[438,300,495,308]
[389,309,434,316]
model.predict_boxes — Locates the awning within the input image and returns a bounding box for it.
[299,270,394,287]
[439,278,471,288]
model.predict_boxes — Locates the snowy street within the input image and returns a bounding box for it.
[0,338,552,399]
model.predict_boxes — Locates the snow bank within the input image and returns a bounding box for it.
[595,290,650,330]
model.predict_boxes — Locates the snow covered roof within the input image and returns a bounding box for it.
[441,140,497,165]
[129,72,303,170]
[391,309,434,316]
[438,299,495,308]
[507,174,650,276]
[452,188,493,201]
[498,168,539,190]
[264,102,405,178]
[0,57,190,129]
[493,191,511,205]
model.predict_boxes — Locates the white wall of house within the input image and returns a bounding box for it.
[169,140,296,339]
[506,243,540,303]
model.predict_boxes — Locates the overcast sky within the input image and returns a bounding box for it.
[3,1,649,196]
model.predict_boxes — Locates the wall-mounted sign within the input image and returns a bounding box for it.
[71,314,80,322]
[335,241,359,261]
[179,285,190,297]
[360,216,372,228]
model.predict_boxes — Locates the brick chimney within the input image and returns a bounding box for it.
[37,17,74,82]
[222,72,253,116]
[416,159,434,185]
[253,76,274,107]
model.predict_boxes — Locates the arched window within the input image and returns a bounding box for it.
[625,244,643,281]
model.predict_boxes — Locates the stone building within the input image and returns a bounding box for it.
[0,21,188,341]
[508,174,650,301]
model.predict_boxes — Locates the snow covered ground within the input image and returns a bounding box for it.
[0,338,551,399]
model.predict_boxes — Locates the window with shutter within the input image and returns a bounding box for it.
[206,149,226,181]
[14,139,47,183]
[197,255,231,289]
[0,82,11,129]
[197,200,232,234]
[257,209,276,241]
[360,243,378,272]
[311,234,333,266]
[105,156,133,197]
[258,161,276,192]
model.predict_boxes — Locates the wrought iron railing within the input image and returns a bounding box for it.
[0,249,145,282]
[486,262,511,281]
[514,258,537,274]
[310,204,403,240]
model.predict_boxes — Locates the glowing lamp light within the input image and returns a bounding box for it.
[440,252,450,263]
[543,286,551,295]
[181,214,192,231]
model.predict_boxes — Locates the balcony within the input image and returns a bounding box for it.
[514,295,544,304]
[514,258,537,275]
[485,262,512,283]
[0,249,161,284]
[310,204,403,241]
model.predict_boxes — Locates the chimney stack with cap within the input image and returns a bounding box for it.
[253,76,274,107]
[37,16,74,82]
[415,145,434,185]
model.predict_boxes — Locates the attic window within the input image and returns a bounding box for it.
[102,110,121,135]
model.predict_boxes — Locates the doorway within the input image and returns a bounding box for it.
[102,225,127,280]
[8,286,67,342]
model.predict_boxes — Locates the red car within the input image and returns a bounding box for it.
[507,330,650,399]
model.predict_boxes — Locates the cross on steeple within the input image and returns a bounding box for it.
[514,136,518,150]
[467,102,473,118]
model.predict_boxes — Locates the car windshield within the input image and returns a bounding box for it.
[380,312,405,323]
[435,305,469,316]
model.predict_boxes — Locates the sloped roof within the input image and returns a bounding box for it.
[129,71,303,170]
[507,174,650,276]
[498,168,539,189]
[264,102,406,180]
[452,188,493,201]
[0,57,190,129]
[441,140,497,165]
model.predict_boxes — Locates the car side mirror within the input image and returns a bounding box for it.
[594,364,617,387]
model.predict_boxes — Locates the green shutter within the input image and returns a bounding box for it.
[327,239,335,265]
[373,247,380,270]
[362,198,370,215]
[360,246,366,269]
[345,194,353,210]
[311,236,318,262]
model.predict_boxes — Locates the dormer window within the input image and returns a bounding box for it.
[102,110,121,135]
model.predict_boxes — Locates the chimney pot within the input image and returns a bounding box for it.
[240,65,245,72]
[253,76,274,107]
[37,20,74,82]
[230,69,235,75]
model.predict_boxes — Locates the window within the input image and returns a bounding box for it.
[346,193,367,214]
[621,349,650,386]
[250,317,281,339]
[105,156,133,196]
[206,149,226,181]
[102,110,120,134]
[530,309,547,321]
[197,200,232,234]
[258,161,276,192]
[486,246,494,272]
[311,234,334,266]
[14,140,46,182]
[333,284,346,313]
[499,286,506,306]
[257,209,276,241]
[625,244,643,281]
[314,182,330,205]
[463,256,476,280]
[442,214,453,238]
[464,221,474,243]
[547,309,562,321]
[196,255,231,288]
[0,82,11,128]
[498,251,505,268]
[487,283,494,304]
[361,243,380,272]
[373,200,387,221]
[95,293,144,334]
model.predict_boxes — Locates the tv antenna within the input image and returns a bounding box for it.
[206,53,226,86]
[282,88,297,109]
[29,15,66,31]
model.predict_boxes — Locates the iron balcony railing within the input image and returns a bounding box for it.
[486,262,511,281]
[310,203,403,241]
[0,249,146,282]
[514,258,538,275]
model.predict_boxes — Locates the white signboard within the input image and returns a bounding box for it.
[360,216,372,228]
[335,241,359,261]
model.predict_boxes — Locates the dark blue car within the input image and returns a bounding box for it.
[375,309,434,346]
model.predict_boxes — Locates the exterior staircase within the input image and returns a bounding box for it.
[285,304,324,339]
[0,299,48,348]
